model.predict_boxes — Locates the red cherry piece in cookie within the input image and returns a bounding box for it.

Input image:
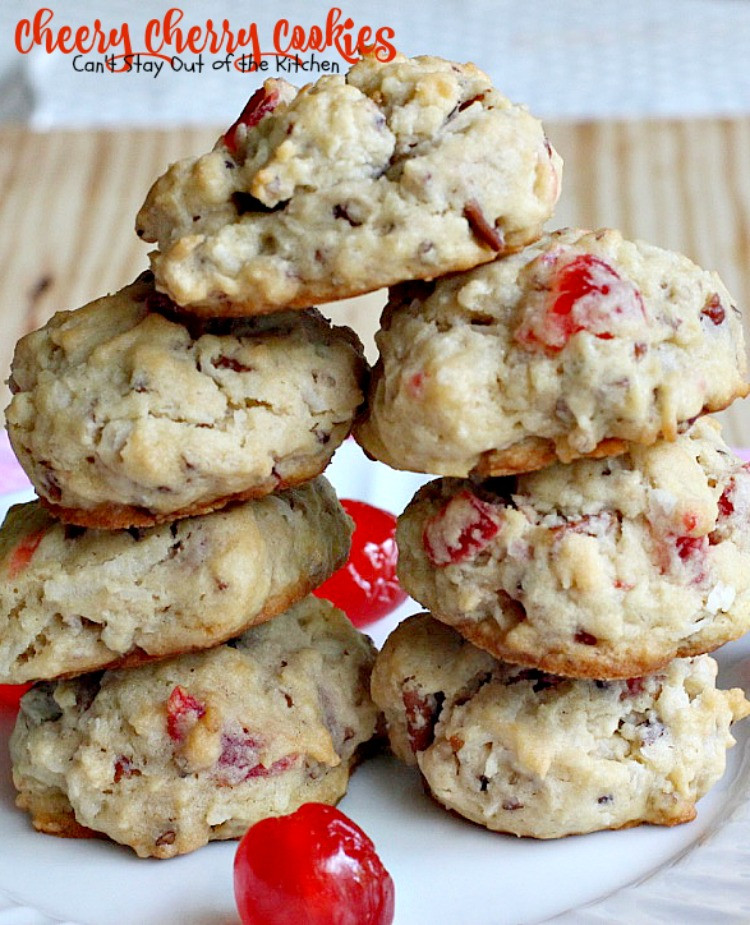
[654,533,708,583]
[8,528,46,579]
[234,803,395,925]
[0,684,32,710]
[718,478,737,517]
[223,84,281,154]
[516,254,646,352]
[166,685,206,742]
[681,511,699,532]
[423,489,502,567]
[214,730,297,786]
[406,371,426,398]
[674,534,708,562]
[314,500,406,628]
[701,293,726,325]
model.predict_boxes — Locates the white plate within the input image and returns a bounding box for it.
[2,441,750,924]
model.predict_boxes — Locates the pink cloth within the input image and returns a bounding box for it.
[0,431,31,493]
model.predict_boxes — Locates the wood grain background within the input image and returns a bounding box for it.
[2,118,749,440]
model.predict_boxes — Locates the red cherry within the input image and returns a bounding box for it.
[165,685,205,742]
[223,84,281,154]
[701,293,726,325]
[718,482,735,517]
[0,683,32,710]
[422,489,502,567]
[233,803,395,925]
[675,534,708,562]
[314,500,407,628]
[214,730,298,786]
[8,528,46,579]
[654,534,708,584]
[516,253,646,352]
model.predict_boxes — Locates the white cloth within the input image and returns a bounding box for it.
[1,0,749,127]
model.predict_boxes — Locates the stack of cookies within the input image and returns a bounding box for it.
[1,51,564,859]
[362,221,750,835]
[0,142,391,857]
[1,275,381,857]
[3,48,748,861]
[126,50,748,838]
[0,52,566,858]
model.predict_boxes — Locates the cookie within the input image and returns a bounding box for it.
[355,228,748,477]
[371,613,750,838]
[135,53,562,315]
[10,596,379,858]
[397,419,750,678]
[0,477,351,683]
[6,274,366,527]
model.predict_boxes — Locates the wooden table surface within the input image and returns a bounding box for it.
[2,118,749,443]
